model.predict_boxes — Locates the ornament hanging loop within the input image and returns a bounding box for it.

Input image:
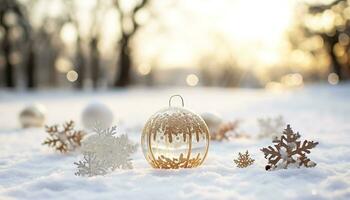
[169,95,185,107]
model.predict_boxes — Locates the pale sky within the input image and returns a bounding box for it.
[132,0,295,70]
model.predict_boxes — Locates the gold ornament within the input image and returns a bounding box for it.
[43,120,85,153]
[234,150,255,168]
[141,95,210,169]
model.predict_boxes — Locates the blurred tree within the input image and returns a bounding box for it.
[89,0,104,89]
[35,18,65,87]
[21,2,35,89]
[25,0,68,88]
[0,0,33,88]
[75,37,86,89]
[65,0,86,89]
[90,37,99,88]
[26,36,36,88]
[0,2,15,87]
[199,32,244,87]
[64,0,109,89]
[295,0,350,81]
[113,0,149,87]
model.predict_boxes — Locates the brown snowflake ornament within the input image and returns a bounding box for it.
[261,124,318,170]
[43,120,85,153]
[234,150,255,168]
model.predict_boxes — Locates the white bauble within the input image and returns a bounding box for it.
[200,112,223,134]
[19,103,47,128]
[81,102,113,130]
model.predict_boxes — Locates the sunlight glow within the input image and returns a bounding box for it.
[60,23,77,45]
[265,81,284,91]
[265,73,304,90]
[55,57,73,73]
[138,64,151,75]
[134,0,294,70]
[29,0,298,83]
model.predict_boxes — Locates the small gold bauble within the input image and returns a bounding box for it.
[141,95,210,169]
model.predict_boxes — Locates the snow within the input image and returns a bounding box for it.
[0,84,350,200]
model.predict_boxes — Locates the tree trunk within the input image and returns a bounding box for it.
[90,37,100,89]
[48,49,58,87]
[326,35,344,81]
[115,37,131,87]
[329,50,343,80]
[26,40,36,89]
[75,38,85,89]
[2,26,15,88]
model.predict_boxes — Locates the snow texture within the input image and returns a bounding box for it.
[0,84,349,200]
[257,115,285,139]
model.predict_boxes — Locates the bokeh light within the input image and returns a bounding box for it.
[60,23,77,45]
[137,64,151,75]
[265,81,284,91]
[186,74,199,86]
[66,70,78,82]
[56,57,73,73]
[281,73,303,87]
[338,33,349,46]
[328,73,339,85]
[9,52,21,65]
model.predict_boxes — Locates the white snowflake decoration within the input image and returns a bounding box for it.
[74,152,108,177]
[75,126,137,177]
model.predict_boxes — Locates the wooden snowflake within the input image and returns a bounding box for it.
[43,120,85,153]
[261,124,319,170]
[234,150,255,168]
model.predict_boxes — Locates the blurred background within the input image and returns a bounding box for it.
[0,0,349,90]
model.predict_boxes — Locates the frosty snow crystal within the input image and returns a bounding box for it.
[75,125,137,177]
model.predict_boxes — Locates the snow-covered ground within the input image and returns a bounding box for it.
[0,84,349,200]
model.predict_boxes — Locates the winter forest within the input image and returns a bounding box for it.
[0,0,350,89]
[0,0,349,200]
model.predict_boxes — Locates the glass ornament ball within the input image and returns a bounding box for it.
[19,103,47,128]
[141,95,210,169]
[81,102,113,130]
